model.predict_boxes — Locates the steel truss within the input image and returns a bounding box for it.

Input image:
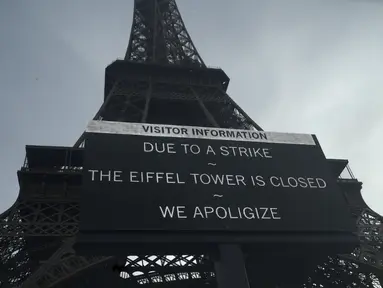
[1,0,383,287]
[304,207,383,287]
[125,0,204,66]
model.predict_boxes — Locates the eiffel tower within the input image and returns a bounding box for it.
[1,0,382,287]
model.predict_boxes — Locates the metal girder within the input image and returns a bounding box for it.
[0,200,79,237]
[19,237,112,288]
[0,235,32,287]
[310,206,383,287]
[15,249,213,288]
[304,255,382,288]
[118,254,215,285]
[339,208,383,271]
[125,0,204,66]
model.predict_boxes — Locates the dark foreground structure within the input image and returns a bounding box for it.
[1,1,383,287]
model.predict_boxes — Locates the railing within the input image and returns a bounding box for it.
[21,146,84,173]
[114,58,222,70]
[21,165,83,173]
[339,164,356,180]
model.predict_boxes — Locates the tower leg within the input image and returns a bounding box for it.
[215,244,251,288]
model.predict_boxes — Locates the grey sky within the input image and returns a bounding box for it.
[0,0,382,216]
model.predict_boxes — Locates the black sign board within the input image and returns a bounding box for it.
[79,121,355,235]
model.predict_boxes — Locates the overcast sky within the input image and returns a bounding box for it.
[0,0,382,217]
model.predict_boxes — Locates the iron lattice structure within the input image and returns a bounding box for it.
[0,0,382,287]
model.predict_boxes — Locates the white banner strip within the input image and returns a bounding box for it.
[86,120,316,146]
